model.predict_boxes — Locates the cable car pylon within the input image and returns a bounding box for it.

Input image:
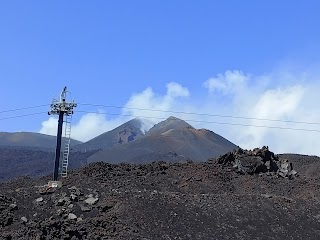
[47,86,77,188]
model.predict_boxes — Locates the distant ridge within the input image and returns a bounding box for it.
[0,132,82,149]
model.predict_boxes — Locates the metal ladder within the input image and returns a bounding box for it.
[61,114,72,178]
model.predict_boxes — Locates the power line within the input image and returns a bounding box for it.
[0,104,49,114]
[1,103,319,133]
[0,112,47,121]
[76,110,320,133]
[2,102,318,127]
[78,103,320,126]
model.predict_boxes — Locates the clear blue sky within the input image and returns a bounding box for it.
[0,1,320,134]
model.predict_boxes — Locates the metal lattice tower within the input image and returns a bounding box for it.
[48,86,77,181]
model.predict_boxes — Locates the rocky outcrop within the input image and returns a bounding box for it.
[215,146,298,178]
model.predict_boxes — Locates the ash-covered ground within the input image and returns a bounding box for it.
[1,148,320,240]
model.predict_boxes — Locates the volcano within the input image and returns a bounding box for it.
[88,116,237,164]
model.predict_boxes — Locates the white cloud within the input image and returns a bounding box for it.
[39,72,320,156]
[201,70,320,156]
[166,82,190,97]
[39,82,190,142]
[39,117,58,136]
[70,113,123,142]
[237,85,306,150]
[203,70,249,94]
[39,113,124,142]
[124,82,190,119]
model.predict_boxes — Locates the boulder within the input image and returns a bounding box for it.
[56,197,70,206]
[235,156,267,175]
[68,213,77,220]
[70,194,78,201]
[80,205,92,212]
[9,204,18,210]
[35,197,44,203]
[68,186,83,196]
[84,197,99,205]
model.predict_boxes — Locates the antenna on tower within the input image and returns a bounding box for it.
[47,86,77,188]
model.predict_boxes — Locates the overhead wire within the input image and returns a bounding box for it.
[0,112,47,121]
[78,103,320,126]
[0,104,50,114]
[0,102,319,133]
[76,110,320,133]
[1,102,318,127]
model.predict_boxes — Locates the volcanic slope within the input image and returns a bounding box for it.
[1,152,320,239]
[0,132,86,181]
[72,118,147,151]
[0,132,82,149]
[0,148,96,181]
[88,116,237,164]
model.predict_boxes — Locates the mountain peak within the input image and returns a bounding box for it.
[146,116,194,136]
[167,116,179,121]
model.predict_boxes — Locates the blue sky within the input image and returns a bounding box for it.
[1,1,320,154]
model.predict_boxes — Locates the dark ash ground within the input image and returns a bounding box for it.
[1,153,320,239]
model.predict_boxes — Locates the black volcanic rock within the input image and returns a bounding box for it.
[73,118,146,151]
[215,146,298,178]
[0,132,81,149]
[1,155,320,239]
[87,117,237,164]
